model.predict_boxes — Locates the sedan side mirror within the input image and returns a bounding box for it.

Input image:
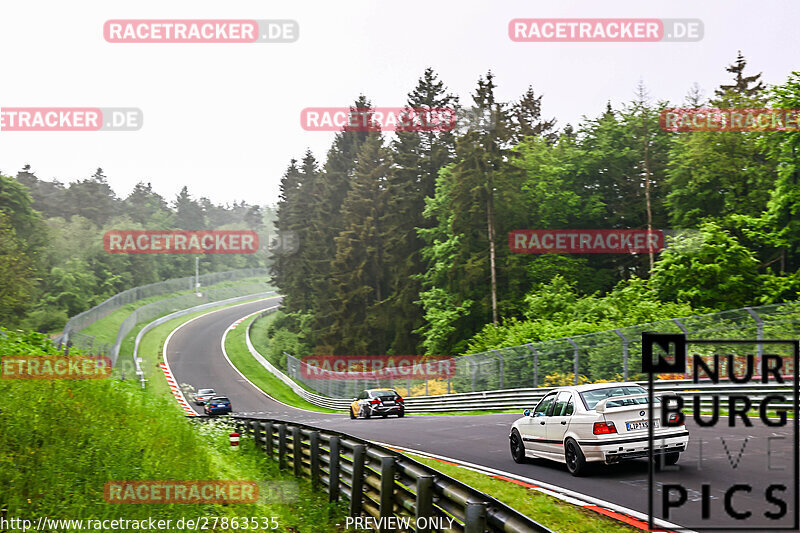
[523,409,531,417]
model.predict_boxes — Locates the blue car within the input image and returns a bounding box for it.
[204,396,232,415]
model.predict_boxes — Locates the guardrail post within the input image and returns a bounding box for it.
[526,344,539,388]
[278,424,287,471]
[350,444,366,518]
[745,307,764,372]
[567,337,579,385]
[379,456,396,533]
[265,422,274,458]
[292,426,303,477]
[329,436,341,502]
[415,475,434,533]
[310,431,320,488]
[252,421,262,450]
[613,329,629,380]
[464,501,488,533]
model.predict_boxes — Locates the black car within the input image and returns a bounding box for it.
[350,389,405,419]
[204,396,232,415]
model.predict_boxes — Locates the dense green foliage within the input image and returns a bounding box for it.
[271,56,800,358]
[0,169,274,332]
[0,330,348,531]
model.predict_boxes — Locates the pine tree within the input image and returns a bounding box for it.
[327,132,389,354]
[308,96,375,348]
[380,68,458,353]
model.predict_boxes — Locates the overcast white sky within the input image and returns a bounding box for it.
[1,1,798,207]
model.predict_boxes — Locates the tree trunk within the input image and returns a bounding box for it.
[643,120,654,272]
[487,190,498,326]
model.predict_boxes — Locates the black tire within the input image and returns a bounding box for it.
[350,406,356,419]
[398,410,405,418]
[664,452,680,466]
[381,414,388,418]
[510,430,527,464]
[565,439,588,476]
[364,408,371,419]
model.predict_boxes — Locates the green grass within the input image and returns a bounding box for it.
[0,334,349,532]
[78,276,271,346]
[224,313,340,413]
[405,453,640,533]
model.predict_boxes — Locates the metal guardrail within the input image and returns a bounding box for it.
[243,309,795,413]
[211,416,554,533]
[278,301,800,396]
[245,309,353,410]
[56,267,270,352]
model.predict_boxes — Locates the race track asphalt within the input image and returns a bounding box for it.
[166,299,799,531]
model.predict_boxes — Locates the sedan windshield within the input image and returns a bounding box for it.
[580,386,656,410]
[198,389,215,395]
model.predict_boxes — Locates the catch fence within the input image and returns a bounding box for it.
[275,301,800,398]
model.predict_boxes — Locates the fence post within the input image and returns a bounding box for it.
[278,424,287,470]
[464,501,488,533]
[745,307,764,372]
[415,476,434,533]
[329,436,340,502]
[526,344,539,388]
[350,444,366,518]
[310,431,320,488]
[265,422,274,458]
[253,421,263,451]
[493,350,504,389]
[672,318,689,334]
[614,329,629,381]
[291,426,302,477]
[567,337,579,385]
[379,456,397,533]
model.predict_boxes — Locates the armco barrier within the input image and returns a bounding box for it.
[245,309,353,410]
[57,267,270,351]
[242,308,794,413]
[204,416,555,533]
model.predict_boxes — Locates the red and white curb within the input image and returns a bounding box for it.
[160,362,197,416]
[381,444,687,533]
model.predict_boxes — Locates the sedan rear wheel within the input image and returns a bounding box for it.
[510,430,527,464]
[565,439,587,476]
[664,452,680,466]
[350,406,356,419]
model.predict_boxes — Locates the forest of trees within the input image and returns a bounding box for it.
[0,167,273,332]
[269,53,800,359]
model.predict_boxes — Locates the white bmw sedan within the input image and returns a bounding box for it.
[509,382,689,476]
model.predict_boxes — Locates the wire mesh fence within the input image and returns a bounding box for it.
[277,301,800,398]
[57,268,270,360]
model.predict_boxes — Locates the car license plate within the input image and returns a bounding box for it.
[384,401,395,405]
[626,420,659,431]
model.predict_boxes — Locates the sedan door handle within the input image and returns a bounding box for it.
[560,421,567,425]
[539,421,545,425]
